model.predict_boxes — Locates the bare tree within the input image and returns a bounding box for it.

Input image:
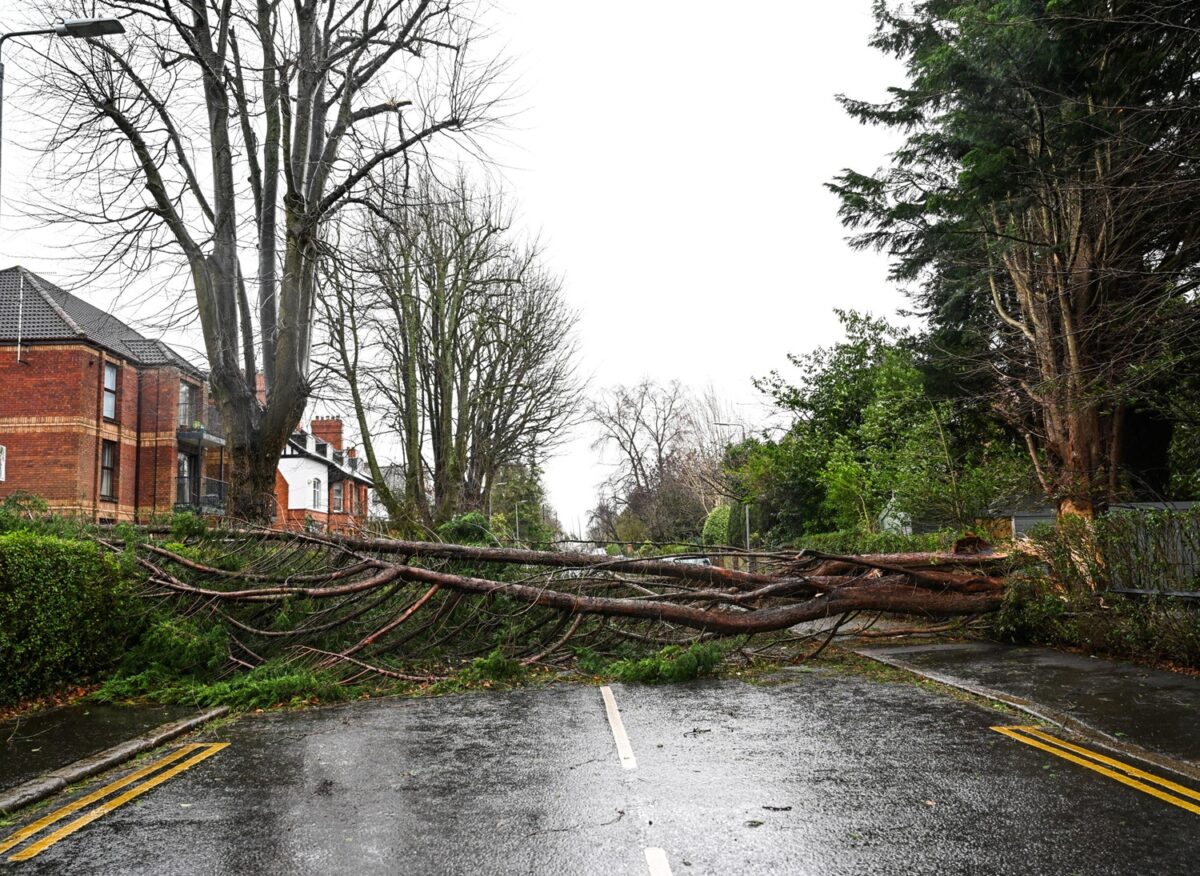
[589,380,730,543]
[18,0,504,520]
[319,172,582,528]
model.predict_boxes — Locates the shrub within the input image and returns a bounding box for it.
[991,575,1200,667]
[436,511,496,546]
[1023,507,1200,594]
[170,512,208,541]
[992,578,1072,643]
[0,532,139,704]
[0,493,93,539]
[701,506,732,546]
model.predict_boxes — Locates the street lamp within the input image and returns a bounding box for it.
[716,422,752,553]
[0,17,126,202]
[488,481,507,521]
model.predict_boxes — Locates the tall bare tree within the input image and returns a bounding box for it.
[19,0,503,520]
[319,172,582,528]
[588,380,732,543]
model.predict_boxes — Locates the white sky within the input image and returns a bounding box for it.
[0,1,907,535]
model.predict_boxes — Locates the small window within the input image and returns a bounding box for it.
[103,363,119,420]
[100,440,118,499]
[332,481,344,513]
[0,444,6,482]
[312,478,322,509]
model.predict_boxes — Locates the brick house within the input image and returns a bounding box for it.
[0,266,370,530]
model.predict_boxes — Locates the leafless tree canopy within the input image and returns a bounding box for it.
[319,172,583,528]
[19,0,505,520]
[588,380,738,543]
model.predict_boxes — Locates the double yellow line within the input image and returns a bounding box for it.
[993,725,1200,816]
[1,742,228,862]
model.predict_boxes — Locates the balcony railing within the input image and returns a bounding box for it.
[177,403,225,444]
[175,476,227,514]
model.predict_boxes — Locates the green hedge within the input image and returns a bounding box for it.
[0,532,139,704]
[795,528,959,555]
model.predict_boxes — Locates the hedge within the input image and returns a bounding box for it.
[794,528,959,555]
[0,532,139,704]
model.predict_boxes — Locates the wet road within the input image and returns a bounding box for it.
[3,670,1198,874]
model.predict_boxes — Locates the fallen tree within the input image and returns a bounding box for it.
[103,529,1007,682]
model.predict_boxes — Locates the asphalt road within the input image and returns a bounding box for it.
[3,669,1198,874]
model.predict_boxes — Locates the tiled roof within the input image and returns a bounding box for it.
[0,266,204,377]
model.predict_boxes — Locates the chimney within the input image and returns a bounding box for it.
[310,417,344,451]
[255,373,267,405]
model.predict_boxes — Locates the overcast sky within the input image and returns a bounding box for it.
[0,1,907,534]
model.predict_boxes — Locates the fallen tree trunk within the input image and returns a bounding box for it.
[387,564,1002,634]
[110,528,1008,679]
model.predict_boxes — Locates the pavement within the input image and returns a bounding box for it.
[1,668,1198,874]
[0,705,195,793]
[856,642,1200,771]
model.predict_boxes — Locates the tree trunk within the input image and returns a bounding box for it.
[226,438,280,522]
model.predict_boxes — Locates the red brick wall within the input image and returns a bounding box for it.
[0,343,192,521]
[0,344,102,515]
[310,418,344,451]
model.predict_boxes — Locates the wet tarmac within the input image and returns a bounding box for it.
[859,642,1200,764]
[2,672,1198,874]
[0,705,194,792]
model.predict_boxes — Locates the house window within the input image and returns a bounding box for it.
[100,440,118,500]
[332,481,344,513]
[178,382,198,427]
[0,445,6,482]
[102,363,119,420]
[312,478,322,509]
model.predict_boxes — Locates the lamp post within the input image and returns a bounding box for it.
[0,17,126,204]
[715,422,752,553]
[488,481,507,522]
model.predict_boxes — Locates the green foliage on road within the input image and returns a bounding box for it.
[606,642,725,684]
[96,659,352,710]
[0,531,139,705]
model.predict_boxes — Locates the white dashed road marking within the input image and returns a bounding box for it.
[600,685,637,770]
[644,846,674,875]
[600,687,675,874]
